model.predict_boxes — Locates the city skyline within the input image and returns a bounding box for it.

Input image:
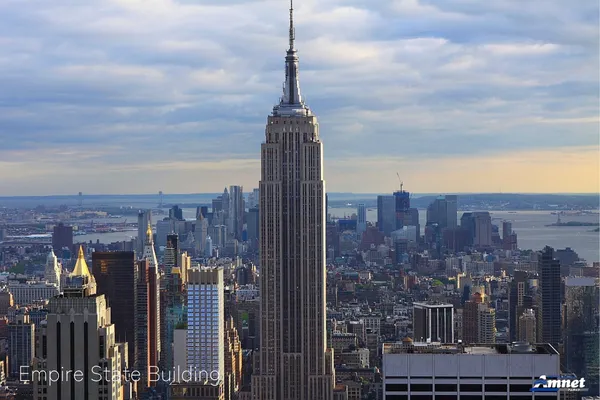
[0,0,598,195]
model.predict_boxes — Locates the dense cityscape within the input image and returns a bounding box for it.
[0,1,599,400]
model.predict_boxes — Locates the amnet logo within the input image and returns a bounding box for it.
[530,375,587,392]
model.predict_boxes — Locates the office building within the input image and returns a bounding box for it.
[169,205,184,221]
[91,250,137,368]
[383,341,561,399]
[44,250,61,290]
[195,211,208,255]
[405,207,420,241]
[212,195,224,213]
[8,313,34,379]
[224,317,243,400]
[509,271,530,342]
[137,210,152,256]
[412,302,454,343]
[182,267,224,381]
[518,309,537,343]
[135,259,161,391]
[205,236,213,257]
[156,218,174,247]
[357,204,367,238]
[460,212,492,248]
[136,226,161,390]
[32,249,126,400]
[393,187,410,230]
[0,291,14,315]
[246,207,259,247]
[377,195,396,236]
[252,4,335,398]
[7,280,59,306]
[563,277,599,395]
[537,246,561,348]
[164,234,179,274]
[51,223,73,253]
[228,185,244,241]
[426,195,458,229]
[463,293,496,344]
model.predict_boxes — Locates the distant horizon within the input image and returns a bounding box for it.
[0,191,598,198]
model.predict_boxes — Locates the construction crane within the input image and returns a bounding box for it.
[396,172,403,192]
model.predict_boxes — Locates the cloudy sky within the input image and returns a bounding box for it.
[0,0,598,195]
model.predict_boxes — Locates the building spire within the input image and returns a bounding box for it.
[289,0,295,50]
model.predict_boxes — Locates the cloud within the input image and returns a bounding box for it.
[0,0,597,195]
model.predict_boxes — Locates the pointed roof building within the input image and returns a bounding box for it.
[66,246,96,296]
[142,225,159,269]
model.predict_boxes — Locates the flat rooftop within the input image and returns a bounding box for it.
[383,342,558,355]
[413,302,453,308]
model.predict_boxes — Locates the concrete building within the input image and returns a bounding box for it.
[252,3,335,399]
[44,250,61,290]
[412,302,454,343]
[383,341,561,399]
[7,280,59,306]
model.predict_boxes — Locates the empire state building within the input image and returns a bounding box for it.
[252,2,335,399]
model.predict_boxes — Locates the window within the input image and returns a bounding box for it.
[459,384,482,392]
[485,384,507,392]
[385,384,408,392]
[435,384,457,392]
[410,384,433,392]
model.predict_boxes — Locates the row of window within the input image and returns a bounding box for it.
[386,384,536,392]
[386,396,557,400]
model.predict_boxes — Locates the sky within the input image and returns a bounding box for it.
[0,0,598,196]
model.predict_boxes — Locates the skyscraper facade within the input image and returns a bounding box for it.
[8,313,34,379]
[91,250,137,368]
[426,195,457,229]
[563,276,599,394]
[137,210,152,256]
[412,302,454,343]
[33,247,126,400]
[393,188,410,230]
[376,195,395,236]
[252,3,334,399]
[508,270,529,342]
[356,203,367,238]
[537,246,561,348]
[186,268,224,381]
[52,222,73,253]
[45,249,61,290]
[228,185,244,241]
